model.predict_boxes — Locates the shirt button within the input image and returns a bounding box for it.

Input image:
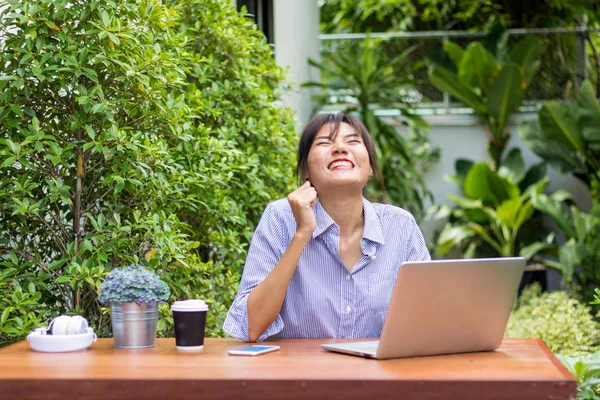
[346,274,351,281]
[345,306,351,313]
[370,255,377,260]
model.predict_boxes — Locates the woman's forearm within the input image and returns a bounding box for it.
[247,232,311,342]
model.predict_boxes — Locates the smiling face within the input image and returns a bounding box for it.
[305,122,372,193]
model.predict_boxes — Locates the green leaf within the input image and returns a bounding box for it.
[447,194,483,209]
[83,239,93,252]
[577,80,600,154]
[446,158,475,188]
[518,162,547,193]
[2,156,16,168]
[513,202,534,232]
[464,162,519,205]
[67,241,76,256]
[1,268,16,278]
[496,198,523,228]
[519,233,555,260]
[531,193,576,239]
[91,103,104,113]
[85,125,96,139]
[101,11,110,27]
[498,148,525,184]
[458,42,498,92]
[557,243,579,281]
[487,64,524,134]
[570,206,593,242]
[539,101,586,156]
[1,308,11,324]
[8,252,18,265]
[549,189,573,203]
[455,158,474,177]
[114,180,125,194]
[508,37,541,67]
[518,119,584,175]
[443,41,464,68]
[107,33,120,45]
[428,66,486,114]
[7,140,21,155]
[522,177,549,199]
[436,224,477,255]
[507,37,541,85]
[11,105,22,116]
[48,259,67,270]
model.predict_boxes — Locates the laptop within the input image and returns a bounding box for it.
[321,257,525,359]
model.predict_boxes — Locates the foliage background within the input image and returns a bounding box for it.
[320,0,600,33]
[0,0,296,346]
[505,284,600,356]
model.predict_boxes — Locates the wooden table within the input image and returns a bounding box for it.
[0,338,576,400]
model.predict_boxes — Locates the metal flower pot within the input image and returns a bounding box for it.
[110,302,158,348]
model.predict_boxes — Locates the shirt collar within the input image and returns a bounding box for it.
[312,198,335,239]
[361,197,385,245]
[311,197,385,245]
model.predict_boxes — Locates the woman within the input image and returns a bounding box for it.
[223,113,430,342]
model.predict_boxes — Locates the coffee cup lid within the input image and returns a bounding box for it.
[171,299,208,312]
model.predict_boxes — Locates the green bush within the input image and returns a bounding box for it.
[580,184,600,310]
[558,351,600,400]
[0,0,295,346]
[505,284,600,356]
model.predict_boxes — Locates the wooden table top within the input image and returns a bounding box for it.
[0,338,576,400]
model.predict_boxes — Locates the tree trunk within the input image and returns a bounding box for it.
[73,129,84,308]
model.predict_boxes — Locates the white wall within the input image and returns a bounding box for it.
[273,0,320,130]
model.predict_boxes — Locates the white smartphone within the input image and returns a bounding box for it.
[228,345,280,356]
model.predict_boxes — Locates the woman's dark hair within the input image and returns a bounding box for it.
[297,113,381,182]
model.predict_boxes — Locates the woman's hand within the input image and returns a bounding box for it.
[287,181,317,237]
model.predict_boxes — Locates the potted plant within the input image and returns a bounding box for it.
[99,264,170,348]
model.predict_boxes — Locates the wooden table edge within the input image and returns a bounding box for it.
[535,338,577,381]
[0,378,578,400]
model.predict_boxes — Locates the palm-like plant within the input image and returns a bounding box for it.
[530,191,598,290]
[305,38,439,219]
[431,148,557,260]
[518,80,600,189]
[426,36,542,169]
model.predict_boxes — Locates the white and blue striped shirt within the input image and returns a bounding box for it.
[223,197,431,341]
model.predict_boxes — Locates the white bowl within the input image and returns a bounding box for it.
[27,327,97,352]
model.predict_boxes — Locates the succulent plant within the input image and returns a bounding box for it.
[98,264,170,305]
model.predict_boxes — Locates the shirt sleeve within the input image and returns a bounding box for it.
[405,215,431,262]
[222,203,288,342]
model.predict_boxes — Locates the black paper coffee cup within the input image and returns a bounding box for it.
[171,300,208,351]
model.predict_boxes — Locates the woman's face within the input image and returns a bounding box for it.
[305,122,372,192]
